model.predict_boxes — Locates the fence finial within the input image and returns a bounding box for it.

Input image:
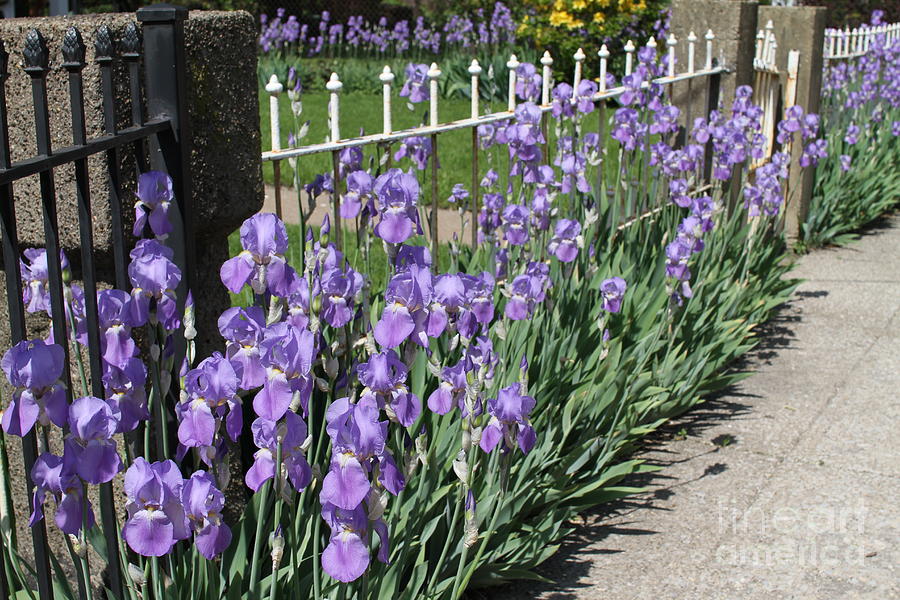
[624,40,635,76]
[646,36,658,50]
[540,51,553,105]
[23,29,50,72]
[380,65,394,135]
[122,21,142,57]
[266,74,283,151]
[705,29,715,70]
[687,31,697,74]
[468,59,482,119]
[573,47,586,92]
[666,34,677,78]
[506,53,519,112]
[94,24,115,61]
[62,26,86,70]
[326,72,342,142]
[598,44,609,92]
[428,62,441,127]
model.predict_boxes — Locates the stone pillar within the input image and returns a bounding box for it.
[757,5,826,241]
[669,0,759,129]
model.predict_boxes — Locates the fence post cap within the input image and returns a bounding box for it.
[598,44,609,58]
[706,29,715,40]
[62,26,87,70]
[265,74,283,94]
[688,30,697,42]
[326,72,343,92]
[379,65,395,82]
[23,28,50,73]
[427,62,441,79]
[646,36,657,49]
[573,47,586,61]
[624,39,636,52]
[765,19,774,31]
[468,59,482,75]
[667,33,677,47]
[540,50,553,65]
[137,3,188,23]
[506,54,520,69]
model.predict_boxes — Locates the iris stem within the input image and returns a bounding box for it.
[81,485,95,600]
[248,479,272,598]
[267,441,285,600]
[65,294,89,398]
[151,557,163,600]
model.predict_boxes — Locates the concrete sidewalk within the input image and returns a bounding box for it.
[486,215,900,599]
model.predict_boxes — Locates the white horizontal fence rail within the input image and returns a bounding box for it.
[262,32,726,253]
[823,22,900,60]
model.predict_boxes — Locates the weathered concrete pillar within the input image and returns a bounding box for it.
[669,0,759,128]
[757,5,826,241]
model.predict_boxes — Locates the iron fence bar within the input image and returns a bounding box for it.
[122,21,148,173]
[702,69,721,183]
[0,120,171,186]
[96,25,129,291]
[63,25,124,599]
[0,37,54,600]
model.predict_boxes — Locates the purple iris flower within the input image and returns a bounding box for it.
[133,171,174,238]
[576,79,598,114]
[373,169,422,245]
[218,306,267,390]
[182,471,231,558]
[840,154,852,172]
[515,62,542,102]
[374,265,433,349]
[123,458,190,557]
[20,249,68,314]
[548,219,582,262]
[448,183,469,204]
[127,239,182,330]
[600,277,627,313]
[339,147,363,178]
[1,340,67,436]
[551,83,574,119]
[425,273,467,338]
[177,353,242,451]
[102,357,149,433]
[342,170,373,219]
[357,351,421,427]
[321,265,364,329]
[844,123,859,145]
[393,136,433,170]
[30,452,93,535]
[427,360,467,414]
[399,63,429,103]
[97,289,136,369]
[255,322,315,421]
[501,204,530,246]
[504,264,550,322]
[221,213,298,297]
[479,383,536,454]
[321,502,389,583]
[63,396,122,485]
[245,411,312,493]
[457,272,495,339]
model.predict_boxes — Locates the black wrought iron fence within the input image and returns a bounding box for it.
[0,6,193,599]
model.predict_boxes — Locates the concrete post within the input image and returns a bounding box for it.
[669,0,759,129]
[757,6,827,241]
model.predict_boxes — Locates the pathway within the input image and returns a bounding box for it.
[483,215,900,599]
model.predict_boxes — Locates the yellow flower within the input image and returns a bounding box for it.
[572,0,587,10]
[549,10,572,26]
[567,17,584,29]
[554,0,565,10]
[594,0,611,6]
[593,11,605,24]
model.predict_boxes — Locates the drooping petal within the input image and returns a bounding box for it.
[245,449,275,492]
[219,253,255,294]
[321,456,370,510]
[1,394,39,436]
[322,531,370,583]
[479,422,502,453]
[124,509,176,557]
[194,523,232,559]
[177,402,216,448]
[374,304,414,349]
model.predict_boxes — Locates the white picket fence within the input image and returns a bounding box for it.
[823,22,900,60]
[262,31,726,251]
[752,20,800,169]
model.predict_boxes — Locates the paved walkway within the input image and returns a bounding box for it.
[486,215,900,599]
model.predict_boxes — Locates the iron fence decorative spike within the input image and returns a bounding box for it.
[23,28,50,72]
[0,39,8,80]
[122,21,142,58]
[94,24,115,61]
[62,26,87,70]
